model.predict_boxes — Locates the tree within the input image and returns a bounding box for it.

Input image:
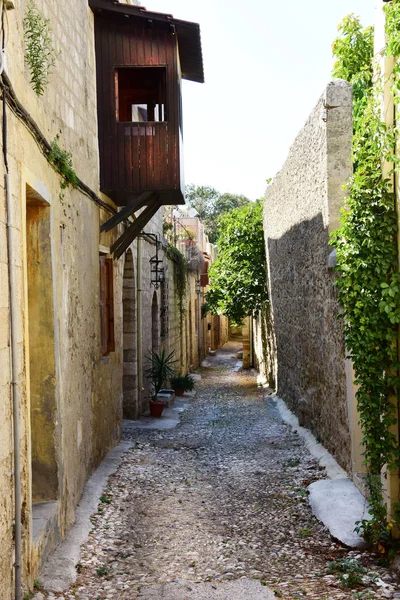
[205,200,268,325]
[216,192,250,215]
[185,184,250,243]
[332,14,374,130]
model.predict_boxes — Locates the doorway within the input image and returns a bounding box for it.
[26,185,58,503]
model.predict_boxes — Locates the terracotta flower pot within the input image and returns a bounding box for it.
[149,401,165,418]
[174,388,185,397]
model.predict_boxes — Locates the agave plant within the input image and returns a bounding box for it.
[144,350,177,397]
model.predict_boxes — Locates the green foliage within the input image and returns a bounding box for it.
[332,15,374,130]
[327,558,372,589]
[167,244,188,329]
[206,201,268,325]
[186,184,251,243]
[298,527,311,538]
[384,0,400,98]
[331,8,400,551]
[170,373,195,391]
[144,350,177,396]
[163,220,173,243]
[48,136,78,189]
[99,494,111,504]
[355,509,400,559]
[23,0,60,95]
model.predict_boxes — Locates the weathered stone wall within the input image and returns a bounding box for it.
[252,306,276,388]
[1,1,121,595]
[263,80,353,473]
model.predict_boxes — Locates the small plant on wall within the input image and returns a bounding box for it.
[48,135,78,189]
[23,0,60,95]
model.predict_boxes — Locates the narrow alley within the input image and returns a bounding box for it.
[36,342,396,600]
[5,2,400,599]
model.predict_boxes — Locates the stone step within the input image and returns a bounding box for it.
[32,501,59,578]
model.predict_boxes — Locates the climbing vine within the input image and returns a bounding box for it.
[23,0,60,95]
[331,14,374,132]
[166,244,187,330]
[331,7,400,553]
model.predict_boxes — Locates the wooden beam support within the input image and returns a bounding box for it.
[100,191,154,233]
[112,199,162,259]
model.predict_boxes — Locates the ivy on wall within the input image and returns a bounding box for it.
[166,244,187,331]
[331,6,400,554]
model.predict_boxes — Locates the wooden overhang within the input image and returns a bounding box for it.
[88,0,204,84]
[90,1,204,257]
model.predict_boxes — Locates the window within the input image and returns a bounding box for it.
[115,67,167,123]
[100,256,115,355]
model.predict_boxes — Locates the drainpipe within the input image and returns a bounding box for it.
[4,101,22,600]
[136,236,143,396]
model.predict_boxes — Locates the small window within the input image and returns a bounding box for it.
[100,256,115,355]
[115,67,167,123]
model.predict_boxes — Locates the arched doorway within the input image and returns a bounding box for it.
[123,250,138,419]
[151,291,159,355]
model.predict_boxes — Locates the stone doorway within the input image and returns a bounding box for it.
[123,249,138,419]
[26,186,58,504]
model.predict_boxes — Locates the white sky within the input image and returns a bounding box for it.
[146,0,377,200]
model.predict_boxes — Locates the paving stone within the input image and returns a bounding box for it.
[39,342,399,599]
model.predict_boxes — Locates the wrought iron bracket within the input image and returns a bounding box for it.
[139,232,165,289]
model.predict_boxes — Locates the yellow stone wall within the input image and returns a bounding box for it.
[0,3,211,597]
[1,1,121,596]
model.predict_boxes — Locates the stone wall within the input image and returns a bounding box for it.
[252,306,276,388]
[0,2,211,596]
[263,80,353,473]
[0,2,127,594]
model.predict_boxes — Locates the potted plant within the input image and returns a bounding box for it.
[170,373,195,397]
[145,350,177,417]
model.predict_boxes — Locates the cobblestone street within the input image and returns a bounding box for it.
[39,342,399,600]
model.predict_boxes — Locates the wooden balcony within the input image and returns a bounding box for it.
[101,121,183,207]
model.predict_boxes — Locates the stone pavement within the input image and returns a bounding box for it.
[36,341,399,600]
